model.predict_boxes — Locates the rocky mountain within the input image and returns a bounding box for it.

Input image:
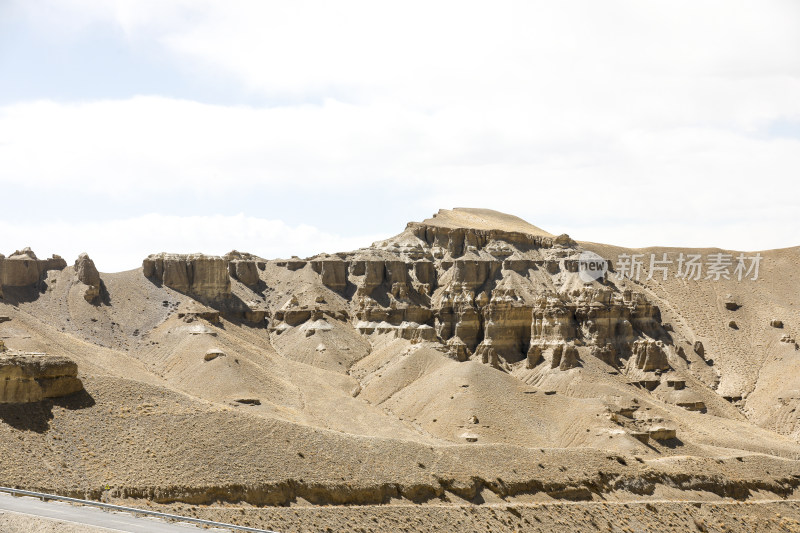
[1,208,799,532]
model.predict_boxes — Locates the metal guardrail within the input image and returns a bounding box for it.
[0,486,279,533]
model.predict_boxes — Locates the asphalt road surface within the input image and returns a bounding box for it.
[0,492,229,532]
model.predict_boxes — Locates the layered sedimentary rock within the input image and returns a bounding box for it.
[143,253,231,300]
[405,221,568,258]
[225,250,263,287]
[265,209,673,383]
[0,248,67,289]
[629,340,670,372]
[529,288,665,366]
[229,260,260,286]
[135,209,672,387]
[311,260,348,292]
[0,354,83,403]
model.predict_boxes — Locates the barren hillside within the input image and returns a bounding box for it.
[1,208,799,532]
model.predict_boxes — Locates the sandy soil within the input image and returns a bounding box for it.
[1,208,799,532]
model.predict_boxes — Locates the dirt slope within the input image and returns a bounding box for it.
[1,209,799,532]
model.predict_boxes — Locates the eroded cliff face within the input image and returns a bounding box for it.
[143,253,231,300]
[0,354,83,403]
[256,212,674,388]
[128,209,688,414]
[0,248,67,292]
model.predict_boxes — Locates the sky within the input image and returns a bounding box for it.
[1,0,799,272]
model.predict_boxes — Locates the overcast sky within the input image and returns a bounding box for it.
[1,1,799,272]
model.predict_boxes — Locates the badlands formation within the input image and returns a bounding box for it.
[1,208,800,532]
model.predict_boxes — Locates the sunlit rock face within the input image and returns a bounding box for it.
[0,248,67,290]
[272,209,671,379]
[143,253,231,300]
[0,354,83,403]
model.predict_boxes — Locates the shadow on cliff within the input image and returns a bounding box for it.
[94,280,112,306]
[0,389,95,433]
[0,284,43,304]
[659,437,685,449]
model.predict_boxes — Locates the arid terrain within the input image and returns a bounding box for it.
[1,208,799,532]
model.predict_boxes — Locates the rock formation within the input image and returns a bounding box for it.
[143,253,231,300]
[649,426,677,441]
[74,253,102,303]
[260,208,673,382]
[0,353,83,403]
[225,250,263,287]
[5,207,800,532]
[629,340,670,372]
[0,248,67,291]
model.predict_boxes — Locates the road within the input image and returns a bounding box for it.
[0,492,227,532]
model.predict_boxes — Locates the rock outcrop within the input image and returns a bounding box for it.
[263,209,672,381]
[204,348,226,361]
[143,253,231,300]
[550,343,580,370]
[74,253,102,303]
[694,341,705,358]
[229,260,260,286]
[649,426,677,441]
[0,354,83,403]
[225,251,263,287]
[629,340,670,372]
[0,248,67,290]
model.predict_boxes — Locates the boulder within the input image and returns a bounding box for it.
[204,348,226,361]
[677,401,706,412]
[178,305,221,324]
[0,354,83,403]
[235,398,261,405]
[649,426,677,441]
[460,432,479,443]
[771,320,784,329]
[723,294,740,311]
[693,341,704,358]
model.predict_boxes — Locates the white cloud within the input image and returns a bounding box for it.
[0,214,386,273]
[2,92,799,254]
[3,1,800,260]
[23,1,800,103]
